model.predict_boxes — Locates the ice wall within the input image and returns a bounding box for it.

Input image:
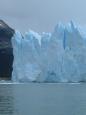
[12,22,86,82]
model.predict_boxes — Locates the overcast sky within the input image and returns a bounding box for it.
[0,0,86,33]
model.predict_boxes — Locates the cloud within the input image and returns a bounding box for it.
[0,0,86,32]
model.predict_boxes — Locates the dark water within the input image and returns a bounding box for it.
[0,83,86,115]
[0,84,14,115]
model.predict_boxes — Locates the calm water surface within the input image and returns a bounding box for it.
[0,83,86,115]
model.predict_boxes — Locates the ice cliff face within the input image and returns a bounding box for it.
[12,22,86,82]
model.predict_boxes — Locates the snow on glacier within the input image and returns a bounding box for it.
[11,22,86,82]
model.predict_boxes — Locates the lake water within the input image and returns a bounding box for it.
[0,83,86,115]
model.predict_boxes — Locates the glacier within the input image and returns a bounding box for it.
[11,21,86,82]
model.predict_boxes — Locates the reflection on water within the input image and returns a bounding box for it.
[0,84,14,115]
[0,83,86,115]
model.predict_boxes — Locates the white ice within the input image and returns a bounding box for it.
[11,21,86,82]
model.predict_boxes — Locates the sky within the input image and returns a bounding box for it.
[0,0,86,33]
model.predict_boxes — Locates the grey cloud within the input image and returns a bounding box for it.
[0,0,86,32]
